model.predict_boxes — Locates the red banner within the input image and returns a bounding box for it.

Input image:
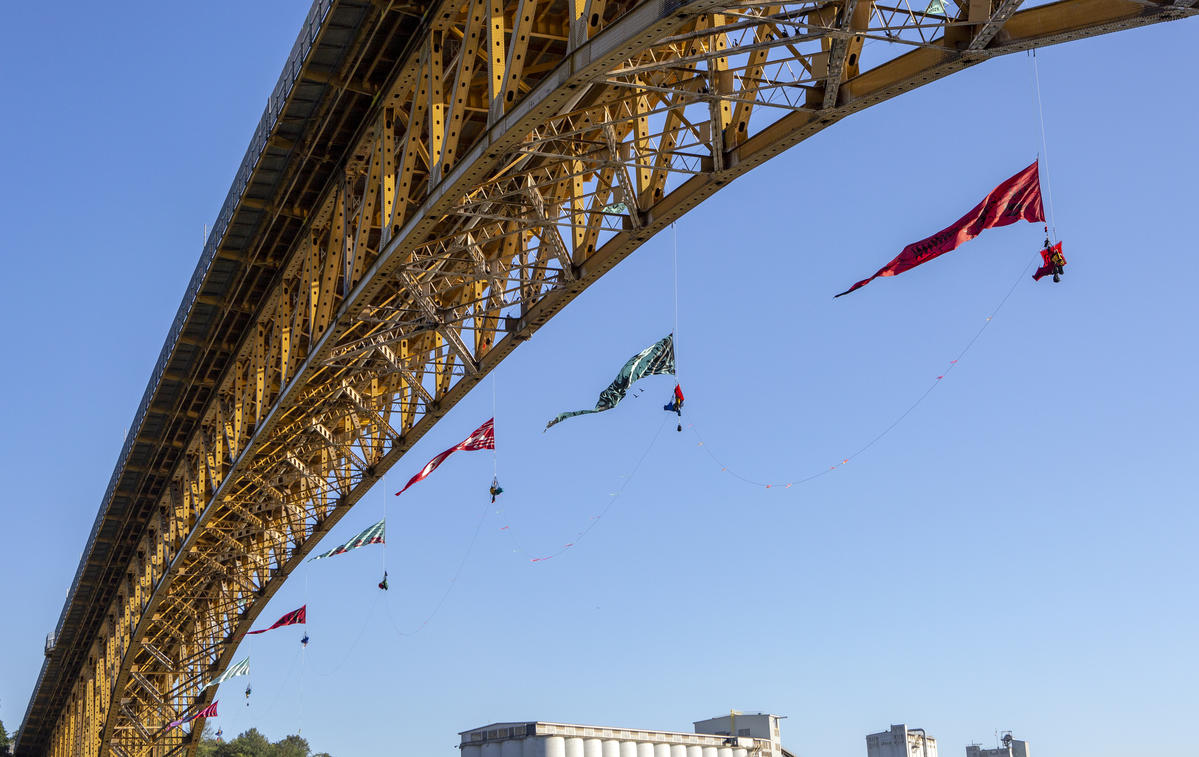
[395,418,495,496]
[169,701,218,729]
[245,605,306,635]
[836,161,1045,297]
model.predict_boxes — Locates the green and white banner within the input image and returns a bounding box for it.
[546,334,676,429]
[202,658,249,690]
[309,519,385,561]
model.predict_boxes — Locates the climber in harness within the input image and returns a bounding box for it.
[664,384,684,431]
[1033,237,1066,283]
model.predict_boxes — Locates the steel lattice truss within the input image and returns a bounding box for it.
[32,0,1193,754]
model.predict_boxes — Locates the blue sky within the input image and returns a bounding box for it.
[1,4,1195,757]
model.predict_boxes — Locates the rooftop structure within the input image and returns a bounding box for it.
[694,714,783,744]
[966,733,1029,757]
[866,724,937,757]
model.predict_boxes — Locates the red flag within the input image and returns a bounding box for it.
[395,418,495,496]
[193,701,219,721]
[245,605,306,635]
[1032,241,1066,281]
[169,700,218,729]
[836,161,1045,297]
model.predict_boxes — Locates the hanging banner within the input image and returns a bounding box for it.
[169,701,218,729]
[245,606,306,635]
[201,658,249,690]
[309,520,385,561]
[546,335,675,429]
[836,161,1045,297]
[395,418,495,496]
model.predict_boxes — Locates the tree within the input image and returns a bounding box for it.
[269,734,310,757]
[0,718,12,757]
[217,728,272,757]
[194,726,329,757]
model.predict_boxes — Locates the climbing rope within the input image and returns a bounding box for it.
[685,251,1039,489]
[497,415,669,562]
[383,498,490,637]
[1031,48,1059,242]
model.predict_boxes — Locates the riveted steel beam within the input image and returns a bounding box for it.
[25,0,1190,754]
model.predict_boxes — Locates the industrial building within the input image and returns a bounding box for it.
[865,724,937,757]
[460,714,791,757]
[966,734,1029,757]
[692,714,783,742]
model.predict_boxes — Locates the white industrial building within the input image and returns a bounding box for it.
[965,734,1029,757]
[865,724,937,757]
[460,714,790,757]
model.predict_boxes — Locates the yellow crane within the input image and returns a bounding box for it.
[728,710,743,738]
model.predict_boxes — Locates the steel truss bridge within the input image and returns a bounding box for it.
[15,0,1193,753]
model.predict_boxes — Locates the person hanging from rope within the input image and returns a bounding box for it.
[490,476,504,503]
[300,632,309,648]
[664,384,684,431]
[378,570,389,591]
[244,684,252,706]
[1033,234,1067,283]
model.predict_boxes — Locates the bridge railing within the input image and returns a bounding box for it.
[46,0,334,660]
[20,2,343,749]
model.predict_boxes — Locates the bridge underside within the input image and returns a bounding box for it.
[18,0,1193,753]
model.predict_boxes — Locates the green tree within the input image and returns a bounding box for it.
[0,718,12,757]
[269,734,311,757]
[194,726,328,757]
[218,728,272,757]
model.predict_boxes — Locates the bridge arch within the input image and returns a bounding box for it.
[16,0,1193,754]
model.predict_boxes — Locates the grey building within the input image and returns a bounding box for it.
[693,714,782,743]
[966,734,1029,757]
[866,724,937,757]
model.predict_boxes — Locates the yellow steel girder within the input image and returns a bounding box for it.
[34,0,1194,754]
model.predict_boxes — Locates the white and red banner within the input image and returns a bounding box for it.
[395,418,495,496]
[169,700,218,730]
[245,606,306,635]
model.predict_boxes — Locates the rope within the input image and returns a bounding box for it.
[689,255,1038,488]
[241,646,302,722]
[382,472,389,580]
[299,566,307,733]
[672,222,681,376]
[384,499,490,637]
[298,632,305,733]
[306,592,384,677]
[1031,48,1059,242]
[492,375,499,477]
[500,415,669,562]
